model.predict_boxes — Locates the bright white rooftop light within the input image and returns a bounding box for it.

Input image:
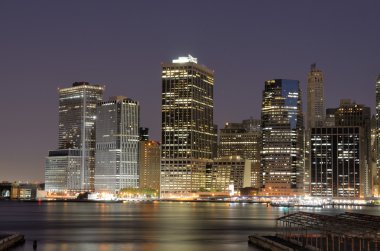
[172,55,198,64]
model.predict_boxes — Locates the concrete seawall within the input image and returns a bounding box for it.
[0,233,24,250]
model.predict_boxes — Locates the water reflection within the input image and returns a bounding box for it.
[0,201,378,251]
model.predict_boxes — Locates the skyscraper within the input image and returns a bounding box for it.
[218,118,261,188]
[307,63,325,129]
[376,75,380,195]
[310,127,364,197]
[95,96,140,193]
[261,79,304,196]
[305,64,325,194]
[45,82,104,192]
[139,140,161,192]
[160,55,215,198]
[334,99,371,196]
[370,115,377,196]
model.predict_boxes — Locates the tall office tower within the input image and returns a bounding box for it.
[307,64,325,129]
[218,118,261,188]
[305,64,325,195]
[370,115,378,196]
[334,99,371,196]
[376,75,380,195]
[261,79,304,196]
[161,55,215,198]
[139,140,161,192]
[95,96,139,193]
[310,127,364,197]
[45,82,104,193]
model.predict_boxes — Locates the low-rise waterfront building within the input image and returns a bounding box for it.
[0,182,44,200]
[45,149,82,192]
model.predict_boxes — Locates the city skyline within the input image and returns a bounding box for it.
[1,1,380,182]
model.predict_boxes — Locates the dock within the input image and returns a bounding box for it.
[249,211,380,251]
[0,233,24,250]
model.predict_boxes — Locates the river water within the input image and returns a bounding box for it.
[0,201,378,251]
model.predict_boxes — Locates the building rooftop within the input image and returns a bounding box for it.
[172,55,198,64]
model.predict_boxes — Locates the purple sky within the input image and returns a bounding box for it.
[1,1,379,182]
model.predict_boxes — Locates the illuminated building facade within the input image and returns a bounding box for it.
[305,64,325,194]
[310,127,364,197]
[206,156,252,194]
[45,149,82,192]
[218,118,262,188]
[212,124,218,158]
[139,140,161,192]
[161,55,216,198]
[45,82,104,192]
[370,115,378,196]
[307,63,325,129]
[334,99,371,196]
[219,119,261,159]
[376,75,380,195]
[95,96,140,193]
[261,79,304,196]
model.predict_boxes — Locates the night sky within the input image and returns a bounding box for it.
[1,1,379,182]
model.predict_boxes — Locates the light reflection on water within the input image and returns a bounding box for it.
[0,201,379,251]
